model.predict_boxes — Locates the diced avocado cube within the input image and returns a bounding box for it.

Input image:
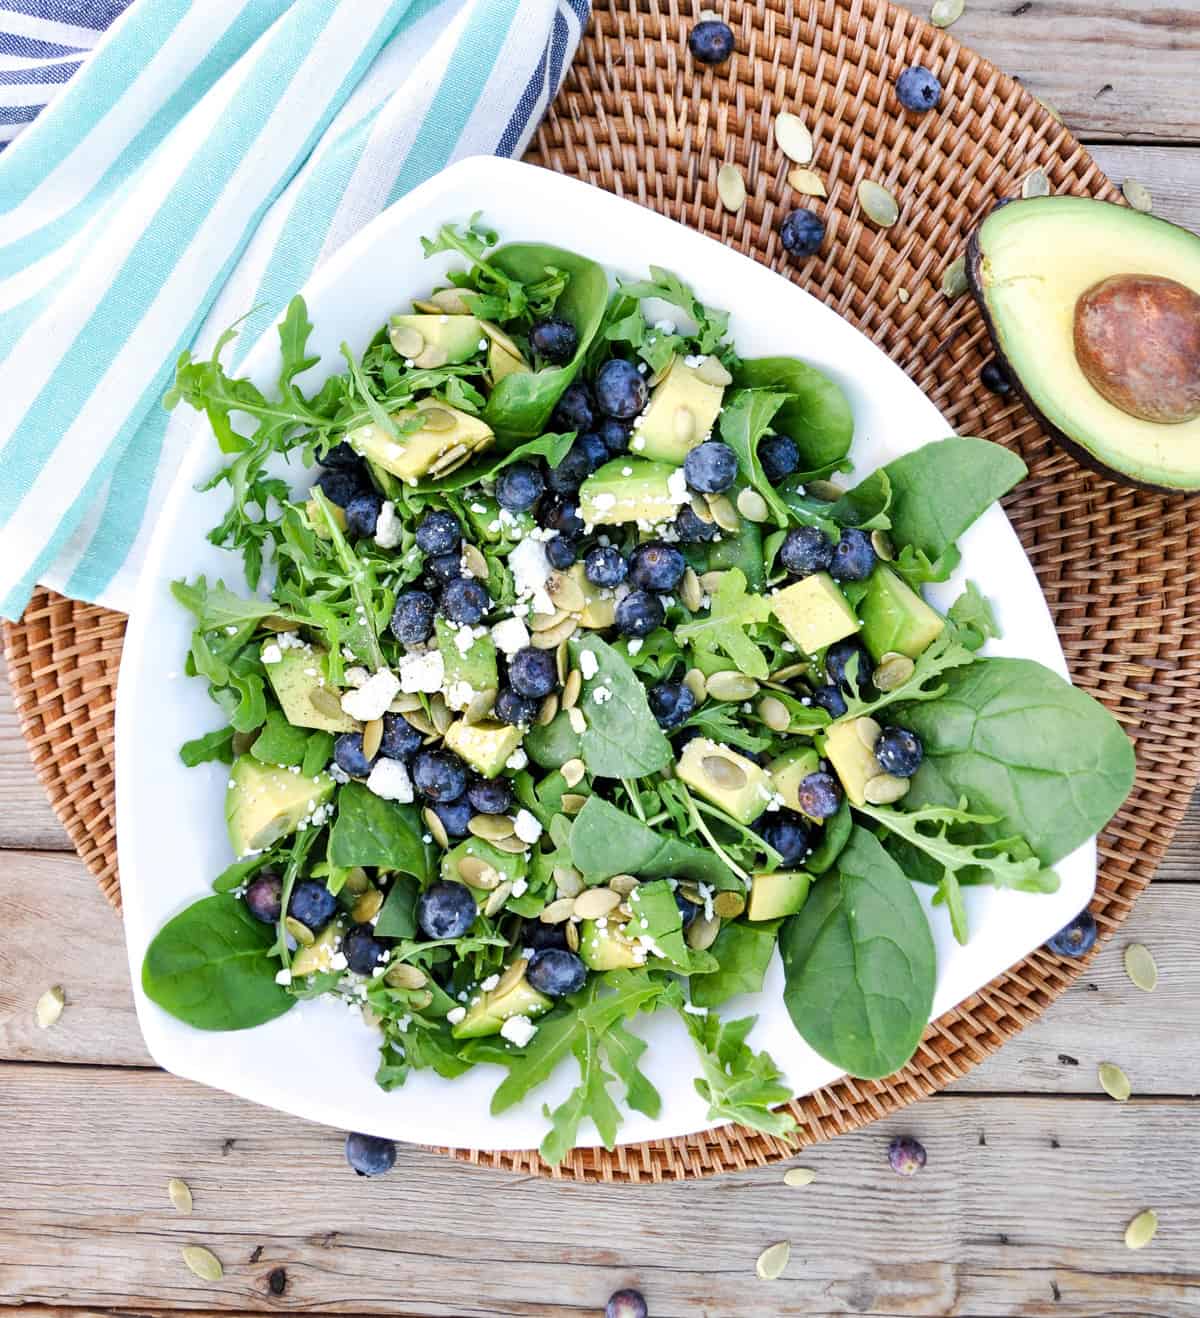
[443,719,523,778]
[677,737,775,825]
[348,399,493,482]
[388,314,483,367]
[435,617,498,713]
[859,566,946,661]
[824,718,881,808]
[305,496,347,538]
[459,493,535,545]
[578,918,644,970]
[489,338,530,383]
[564,562,617,628]
[225,755,334,858]
[636,357,726,463]
[290,924,339,977]
[263,640,358,733]
[767,746,820,809]
[772,572,860,655]
[578,458,685,526]
[441,837,527,892]
[451,971,552,1039]
[746,871,811,921]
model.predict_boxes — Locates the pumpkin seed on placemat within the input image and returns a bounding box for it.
[34,985,64,1029]
[1021,167,1051,198]
[717,162,747,211]
[775,113,813,164]
[788,166,826,197]
[941,255,968,298]
[858,180,899,228]
[1123,943,1158,992]
[930,0,965,27]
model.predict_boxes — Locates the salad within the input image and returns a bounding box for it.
[142,216,1135,1163]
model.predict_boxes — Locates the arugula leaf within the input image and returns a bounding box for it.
[733,356,854,472]
[679,1009,797,1140]
[615,266,732,356]
[602,1020,662,1118]
[683,702,773,754]
[626,880,718,974]
[540,1031,622,1165]
[947,580,1001,652]
[171,577,277,631]
[690,921,781,1008]
[891,542,962,591]
[567,634,673,778]
[839,625,976,723]
[250,709,310,768]
[300,730,334,779]
[677,568,772,680]
[718,390,791,526]
[327,783,434,879]
[180,725,235,767]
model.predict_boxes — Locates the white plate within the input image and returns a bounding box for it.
[117,155,1093,1151]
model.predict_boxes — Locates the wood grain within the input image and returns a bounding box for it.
[1088,146,1200,230]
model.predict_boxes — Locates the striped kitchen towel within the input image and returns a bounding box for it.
[0,0,590,620]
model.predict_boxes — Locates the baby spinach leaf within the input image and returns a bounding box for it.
[676,568,772,680]
[690,920,782,1008]
[327,782,434,879]
[701,520,766,591]
[733,356,854,471]
[180,724,235,767]
[947,581,1001,652]
[679,1009,797,1140]
[375,876,420,938]
[780,827,936,1079]
[626,880,718,975]
[300,730,334,779]
[141,895,294,1031]
[828,469,892,530]
[567,635,672,779]
[718,389,791,526]
[806,797,852,875]
[250,709,310,768]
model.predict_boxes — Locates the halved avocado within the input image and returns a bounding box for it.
[968,196,1200,492]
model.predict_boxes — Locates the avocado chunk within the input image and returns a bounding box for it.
[746,871,811,921]
[859,566,945,661]
[442,718,523,778]
[578,457,685,527]
[435,617,498,714]
[388,314,483,367]
[578,918,644,970]
[636,357,726,463]
[677,736,774,825]
[348,399,493,482]
[768,746,820,808]
[263,639,359,733]
[291,924,339,977]
[824,718,881,808]
[968,196,1200,491]
[441,836,527,891]
[225,755,334,857]
[771,572,860,655]
[305,496,347,537]
[451,970,552,1039]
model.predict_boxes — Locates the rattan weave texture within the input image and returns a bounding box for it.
[5,0,1196,1181]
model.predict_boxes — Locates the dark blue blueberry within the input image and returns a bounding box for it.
[888,1136,927,1176]
[509,646,558,699]
[1046,910,1098,958]
[344,490,383,539]
[584,545,628,588]
[494,686,540,727]
[826,638,873,696]
[597,417,632,456]
[426,551,463,583]
[756,809,811,865]
[529,316,578,365]
[412,749,467,802]
[615,590,665,637]
[334,731,377,779]
[684,441,739,494]
[579,432,611,473]
[629,541,686,593]
[496,461,544,512]
[431,793,472,839]
[674,503,720,543]
[594,358,648,420]
[688,18,734,65]
[389,589,436,645]
[321,441,364,471]
[540,497,585,540]
[243,873,282,924]
[896,65,943,113]
[526,947,587,998]
[466,777,514,815]
[829,527,877,582]
[551,381,594,433]
[545,443,593,496]
[416,880,477,940]
[545,535,578,569]
[875,726,923,778]
[522,920,568,952]
[981,359,1013,395]
[780,207,826,257]
[810,683,848,718]
[380,712,423,761]
[314,467,363,508]
[343,923,388,975]
[415,509,461,556]
[440,576,491,625]
[779,525,834,577]
[289,879,337,931]
[797,771,842,821]
[672,726,702,752]
[345,1131,396,1178]
[758,434,800,483]
[648,681,696,730]
[675,889,700,928]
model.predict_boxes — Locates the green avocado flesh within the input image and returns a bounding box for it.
[970,196,1200,491]
[225,755,334,858]
[451,974,552,1039]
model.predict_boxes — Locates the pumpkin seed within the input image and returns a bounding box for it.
[871,530,895,562]
[693,355,734,387]
[426,442,469,475]
[414,344,450,370]
[168,1177,193,1214]
[390,691,425,713]
[1022,167,1051,198]
[531,615,579,649]
[389,324,425,358]
[432,286,473,314]
[771,662,808,682]
[554,866,585,899]
[805,479,845,502]
[469,814,516,842]
[260,614,299,632]
[556,638,570,685]
[787,166,826,197]
[562,668,583,710]
[1099,1061,1132,1102]
[864,773,910,805]
[430,694,453,735]
[755,1240,790,1281]
[699,570,726,593]
[783,1167,816,1187]
[713,890,746,919]
[537,692,560,725]
[408,989,434,1011]
[648,355,678,389]
[930,0,964,28]
[678,882,704,905]
[690,494,715,524]
[716,162,747,213]
[707,493,740,532]
[411,299,440,314]
[1125,1209,1158,1250]
[423,806,449,850]
[574,887,622,920]
[540,897,577,924]
[386,962,428,990]
[856,716,882,750]
[547,570,586,613]
[362,717,383,762]
[565,921,581,952]
[674,405,696,445]
[775,112,813,165]
[458,857,502,890]
[485,881,514,918]
[736,488,770,523]
[182,1245,223,1283]
[1124,943,1158,992]
[567,706,587,736]
[561,793,589,814]
[680,567,703,612]
[231,729,257,756]
[873,653,915,692]
[1122,178,1153,213]
[419,406,456,432]
[464,687,498,724]
[758,695,791,732]
[530,606,569,633]
[562,758,586,788]
[310,687,346,719]
[461,542,489,579]
[361,1003,382,1029]
[403,708,437,737]
[352,888,384,924]
[480,318,522,357]
[285,917,315,947]
[609,873,640,897]
[858,179,899,228]
[684,668,708,703]
[707,670,759,701]
[342,867,370,895]
[491,834,531,854]
[34,985,64,1029]
[687,913,722,951]
[703,755,747,791]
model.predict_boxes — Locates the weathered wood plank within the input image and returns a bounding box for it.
[0,663,68,851]
[1088,145,1200,230]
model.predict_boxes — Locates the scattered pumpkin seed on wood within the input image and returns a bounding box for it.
[858,180,899,228]
[1022,167,1051,198]
[775,113,814,165]
[1124,1209,1158,1251]
[1098,1061,1132,1102]
[717,162,747,212]
[787,166,827,198]
[930,0,965,27]
[755,1240,791,1280]
[182,1245,223,1282]
[168,1177,193,1215]
[34,985,65,1029]
[1124,943,1158,992]
[783,1166,817,1187]
[941,255,968,298]
[1122,178,1153,213]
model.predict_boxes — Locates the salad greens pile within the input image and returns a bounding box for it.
[142,216,1135,1163]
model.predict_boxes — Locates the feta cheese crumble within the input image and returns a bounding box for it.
[446,1006,467,1025]
[513,808,543,844]
[365,757,414,803]
[509,537,556,615]
[341,669,400,721]
[500,1014,538,1046]
[491,616,531,655]
[374,500,403,548]
[578,648,599,681]
[398,649,445,693]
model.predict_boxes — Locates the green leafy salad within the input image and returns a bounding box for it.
[142,216,1135,1162]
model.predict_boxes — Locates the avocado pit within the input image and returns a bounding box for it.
[1073,274,1200,425]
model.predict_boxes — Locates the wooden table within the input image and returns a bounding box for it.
[3,7,1200,1315]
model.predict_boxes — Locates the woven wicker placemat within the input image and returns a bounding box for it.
[5,0,1197,1182]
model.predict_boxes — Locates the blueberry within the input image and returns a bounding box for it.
[551,381,594,433]
[826,638,873,696]
[584,545,628,588]
[615,590,665,637]
[540,497,585,540]
[289,879,337,931]
[546,443,593,495]
[981,359,1012,395]
[810,683,848,718]
[675,889,700,928]
[759,434,800,483]
[797,771,842,821]
[674,503,720,543]
[896,65,943,113]
[380,712,423,761]
[594,358,648,420]
[1047,910,1097,958]
[578,431,610,473]
[829,527,877,582]
[315,467,364,508]
[343,923,388,975]
[887,1135,927,1176]
[509,646,558,699]
[527,948,587,998]
[390,590,436,645]
[496,462,544,513]
[243,873,282,924]
[334,731,377,778]
[684,440,739,494]
[523,919,569,952]
[426,551,463,583]
[779,525,834,577]
[780,207,826,257]
[545,535,578,569]
[672,726,702,752]
[597,417,632,456]
[416,880,477,940]
[875,726,923,778]
[648,681,696,730]
[688,17,734,65]
[494,686,540,727]
[321,441,364,471]
[344,490,383,539]
[430,793,472,839]
[440,576,490,625]
[415,509,461,556]
[344,1131,396,1178]
[629,541,686,593]
[529,316,578,365]
[466,777,513,815]
[756,810,811,865]
[412,749,467,802]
